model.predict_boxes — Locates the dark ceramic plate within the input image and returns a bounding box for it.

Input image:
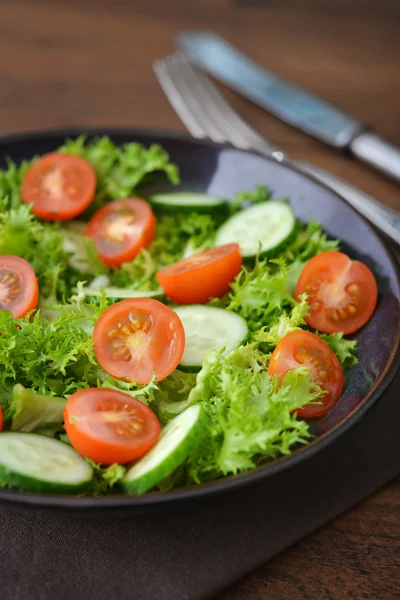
[0,127,399,515]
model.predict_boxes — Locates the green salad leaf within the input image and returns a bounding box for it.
[284,221,340,294]
[254,293,309,348]
[227,257,294,334]
[9,384,65,435]
[318,332,358,368]
[0,158,30,210]
[184,345,322,482]
[58,136,179,213]
[0,307,101,400]
[0,202,75,299]
[229,184,272,213]
[87,461,127,496]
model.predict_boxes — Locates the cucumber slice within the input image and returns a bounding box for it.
[77,286,164,300]
[121,404,206,494]
[215,200,296,258]
[148,192,228,214]
[0,433,93,494]
[175,305,248,371]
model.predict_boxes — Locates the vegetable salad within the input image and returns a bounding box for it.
[0,137,377,495]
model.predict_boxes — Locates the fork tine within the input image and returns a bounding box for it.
[153,59,207,140]
[170,52,281,154]
[174,53,257,150]
[154,55,227,144]
[155,52,283,158]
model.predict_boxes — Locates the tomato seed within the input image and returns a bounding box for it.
[310,301,321,311]
[346,283,359,294]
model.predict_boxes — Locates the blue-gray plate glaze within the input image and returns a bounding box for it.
[0,127,399,514]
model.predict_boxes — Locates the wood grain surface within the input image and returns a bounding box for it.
[0,1,399,598]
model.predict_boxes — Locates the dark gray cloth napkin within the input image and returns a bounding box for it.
[0,366,399,600]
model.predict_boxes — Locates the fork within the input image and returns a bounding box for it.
[153,52,400,247]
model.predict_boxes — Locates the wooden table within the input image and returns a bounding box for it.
[1,1,399,597]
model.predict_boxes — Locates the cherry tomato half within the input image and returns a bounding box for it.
[268,330,344,418]
[21,152,96,221]
[295,251,378,335]
[93,298,185,384]
[64,388,161,465]
[156,244,242,305]
[0,255,39,318]
[85,198,156,266]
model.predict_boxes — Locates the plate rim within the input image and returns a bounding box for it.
[0,125,399,511]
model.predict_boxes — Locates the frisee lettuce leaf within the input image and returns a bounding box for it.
[284,221,340,294]
[58,135,179,214]
[227,257,294,334]
[86,460,127,496]
[0,158,30,210]
[0,308,101,399]
[183,345,322,483]
[254,294,309,349]
[317,332,358,368]
[0,202,77,300]
[8,384,65,435]
[229,184,272,214]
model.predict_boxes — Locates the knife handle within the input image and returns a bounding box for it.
[351,132,400,183]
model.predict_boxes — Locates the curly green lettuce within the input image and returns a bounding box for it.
[317,332,358,368]
[58,135,179,213]
[284,220,340,294]
[183,345,323,482]
[227,257,293,333]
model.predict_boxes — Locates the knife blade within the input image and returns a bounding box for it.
[176,31,400,183]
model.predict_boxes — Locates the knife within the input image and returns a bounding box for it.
[176,31,400,184]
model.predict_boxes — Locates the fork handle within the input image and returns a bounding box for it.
[251,140,400,246]
[294,160,400,246]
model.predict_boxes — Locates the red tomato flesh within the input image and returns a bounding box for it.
[296,251,378,334]
[21,152,96,221]
[93,298,185,384]
[64,388,161,465]
[85,198,156,266]
[268,330,344,418]
[0,255,39,318]
[156,243,242,305]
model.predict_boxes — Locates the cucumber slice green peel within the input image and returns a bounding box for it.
[0,432,93,494]
[120,404,206,494]
[174,305,249,371]
[215,200,296,258]
[148,192,228,214]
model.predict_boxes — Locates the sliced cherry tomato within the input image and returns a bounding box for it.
[64,388,161,465]
[156,244,242,305]
[295,251,378,335]
[93,298,185,384]
[21,152,96,221]
[0,406,3,432]
[85,198,156,266]
[268,330,344,418]
[0,255,38,318]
